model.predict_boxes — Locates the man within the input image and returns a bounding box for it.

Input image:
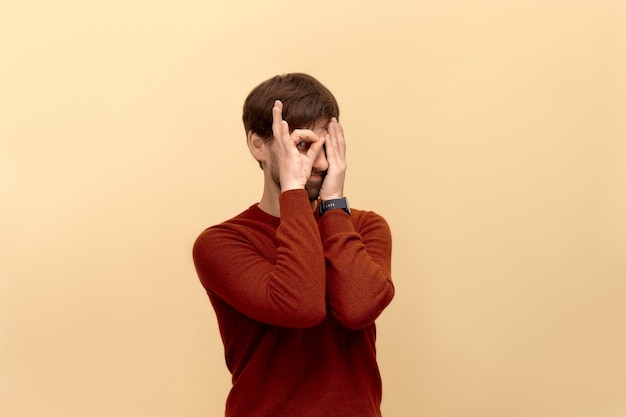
[193,73,395,416]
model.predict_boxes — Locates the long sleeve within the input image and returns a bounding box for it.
[193,195,391,416]
[193,190,327,328]
[318,208,395,329]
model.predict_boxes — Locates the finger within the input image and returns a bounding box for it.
[326,121,339,155]
[306,135,326,161]
[291,129,320,144]
[330,117,346,156]
[272,100,287,142]
[334,117,345,138]
[330,118,344,141]
[322,133,334,162]
[272,100,283,128]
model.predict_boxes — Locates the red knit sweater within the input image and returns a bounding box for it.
[193,189,394,417]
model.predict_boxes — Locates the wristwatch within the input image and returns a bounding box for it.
[319,197,351,216]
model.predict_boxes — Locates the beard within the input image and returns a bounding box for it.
[304,176,324,202]
[270,164,325,202]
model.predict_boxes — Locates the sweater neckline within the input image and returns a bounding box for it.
[248,201,321,225]
[249,203,281,226]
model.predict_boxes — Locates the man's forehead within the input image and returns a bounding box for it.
[294,119,329,130]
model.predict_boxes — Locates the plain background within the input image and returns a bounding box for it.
[1,1,625,416]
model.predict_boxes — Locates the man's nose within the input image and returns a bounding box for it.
[312,146,329,172]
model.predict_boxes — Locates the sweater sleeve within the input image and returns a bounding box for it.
[318,209,395,329]
[192,190,327,328]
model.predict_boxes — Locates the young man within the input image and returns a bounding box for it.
[193,73,395,416]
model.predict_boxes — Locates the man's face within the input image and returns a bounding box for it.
[268,120,329,202]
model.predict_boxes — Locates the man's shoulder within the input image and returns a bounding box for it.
[194,203,275,244]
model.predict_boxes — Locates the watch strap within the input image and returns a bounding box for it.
[319,197,351,216]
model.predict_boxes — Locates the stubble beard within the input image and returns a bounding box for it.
[305,176,324,202]
[270,165,324,202]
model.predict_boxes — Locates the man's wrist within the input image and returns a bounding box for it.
[281,184,306,192]
[319,191,344,201]
[319,197,351,216]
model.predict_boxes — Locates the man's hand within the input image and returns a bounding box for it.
[272,100,325,192]
[319,117,347,201]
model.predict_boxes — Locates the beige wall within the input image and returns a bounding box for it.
[1,1,625,416]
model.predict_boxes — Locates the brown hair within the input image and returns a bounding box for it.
[243,73,340,140]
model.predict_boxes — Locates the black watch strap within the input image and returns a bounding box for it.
[319,197,351,216]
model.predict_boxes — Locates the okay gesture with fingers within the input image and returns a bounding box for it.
[272,100,325,192]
